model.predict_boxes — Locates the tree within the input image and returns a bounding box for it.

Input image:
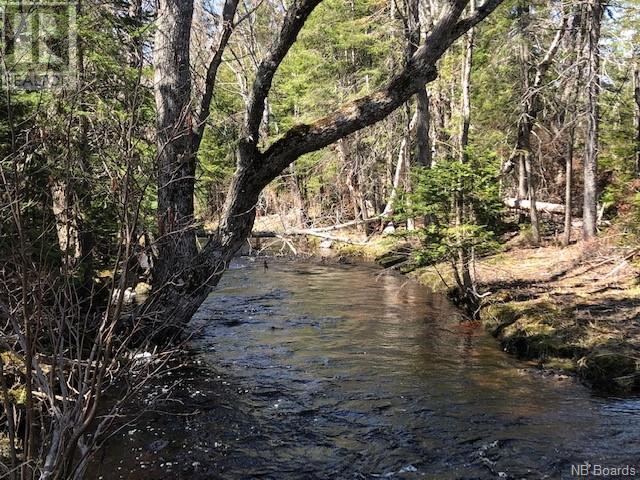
[560,4,587,246]
[635,51,640,175]
[455,0,476,304]
[141,0,505,338]
[502,0,567,245]
[583,0,603,239]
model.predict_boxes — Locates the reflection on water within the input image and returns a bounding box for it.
[96,259,640,479]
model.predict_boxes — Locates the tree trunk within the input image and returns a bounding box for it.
[634,58,640,176]
[51,181,82,265]
[561,4,585,246]
[583,0,602,240]
[525,151,540,244]
[504,197,565,214]
[415,88,432,168]
[50,3,94,288]
[152,0,199,287]
[563,125,575,246]
[517,155,528,223]
[287,164,307,228]
[510,1,567,242]
[515,2,539,241]
[455,0,475,306]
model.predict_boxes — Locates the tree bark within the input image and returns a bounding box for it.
[583,0,603,240]
[153,0,198,287]
[415,89,432,168]
[563,125,575,246]
[504,197,565,214]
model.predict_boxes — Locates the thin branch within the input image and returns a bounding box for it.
[193,0,240,149]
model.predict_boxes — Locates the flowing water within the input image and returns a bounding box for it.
[95,259,640,479]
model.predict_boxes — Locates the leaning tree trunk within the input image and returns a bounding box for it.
[139,0,505,340]
[583,0,602,240]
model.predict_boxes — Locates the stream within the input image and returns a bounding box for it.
[94,259,640,479]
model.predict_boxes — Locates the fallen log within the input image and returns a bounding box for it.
[503,197,565,214]
[308,216,383,232]
[251,229,368,245]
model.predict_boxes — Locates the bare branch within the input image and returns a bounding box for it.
[244,0,323,146]
[258,0,504,181]
[193,0,240,149]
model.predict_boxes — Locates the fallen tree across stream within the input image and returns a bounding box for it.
[252,229,369,245]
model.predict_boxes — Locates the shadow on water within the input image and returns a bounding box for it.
[92,258,640,479]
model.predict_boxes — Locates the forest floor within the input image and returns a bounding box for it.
[325,229,640,394]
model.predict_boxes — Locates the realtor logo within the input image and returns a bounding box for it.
[0,2,77,90]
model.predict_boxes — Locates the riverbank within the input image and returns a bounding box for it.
[315,233,640,394]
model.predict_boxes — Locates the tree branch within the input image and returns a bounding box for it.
[193,0,240,150]
[244,0,323,146]
[258,0,504,183]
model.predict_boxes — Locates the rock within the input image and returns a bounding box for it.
[146,439,170,453]
[578,351,639,391]
[375,243,412,269]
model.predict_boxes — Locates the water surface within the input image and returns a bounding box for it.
[95,259,640,479]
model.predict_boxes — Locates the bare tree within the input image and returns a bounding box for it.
[634,51,640,176]
[502,1,567,245]
[561,4,587,246]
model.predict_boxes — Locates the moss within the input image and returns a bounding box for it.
[335,244,370,259]
[134,282,152,297]
[481,298,582,360]
[543,357,577,373]
[409,265,455,294]
[335,238,406,262]
[481,302,522,336]
[0,351,25,374]
[577,351,640,392]
[0,434,11,466]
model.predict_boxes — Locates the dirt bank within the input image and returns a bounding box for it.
[475,241,640,393]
